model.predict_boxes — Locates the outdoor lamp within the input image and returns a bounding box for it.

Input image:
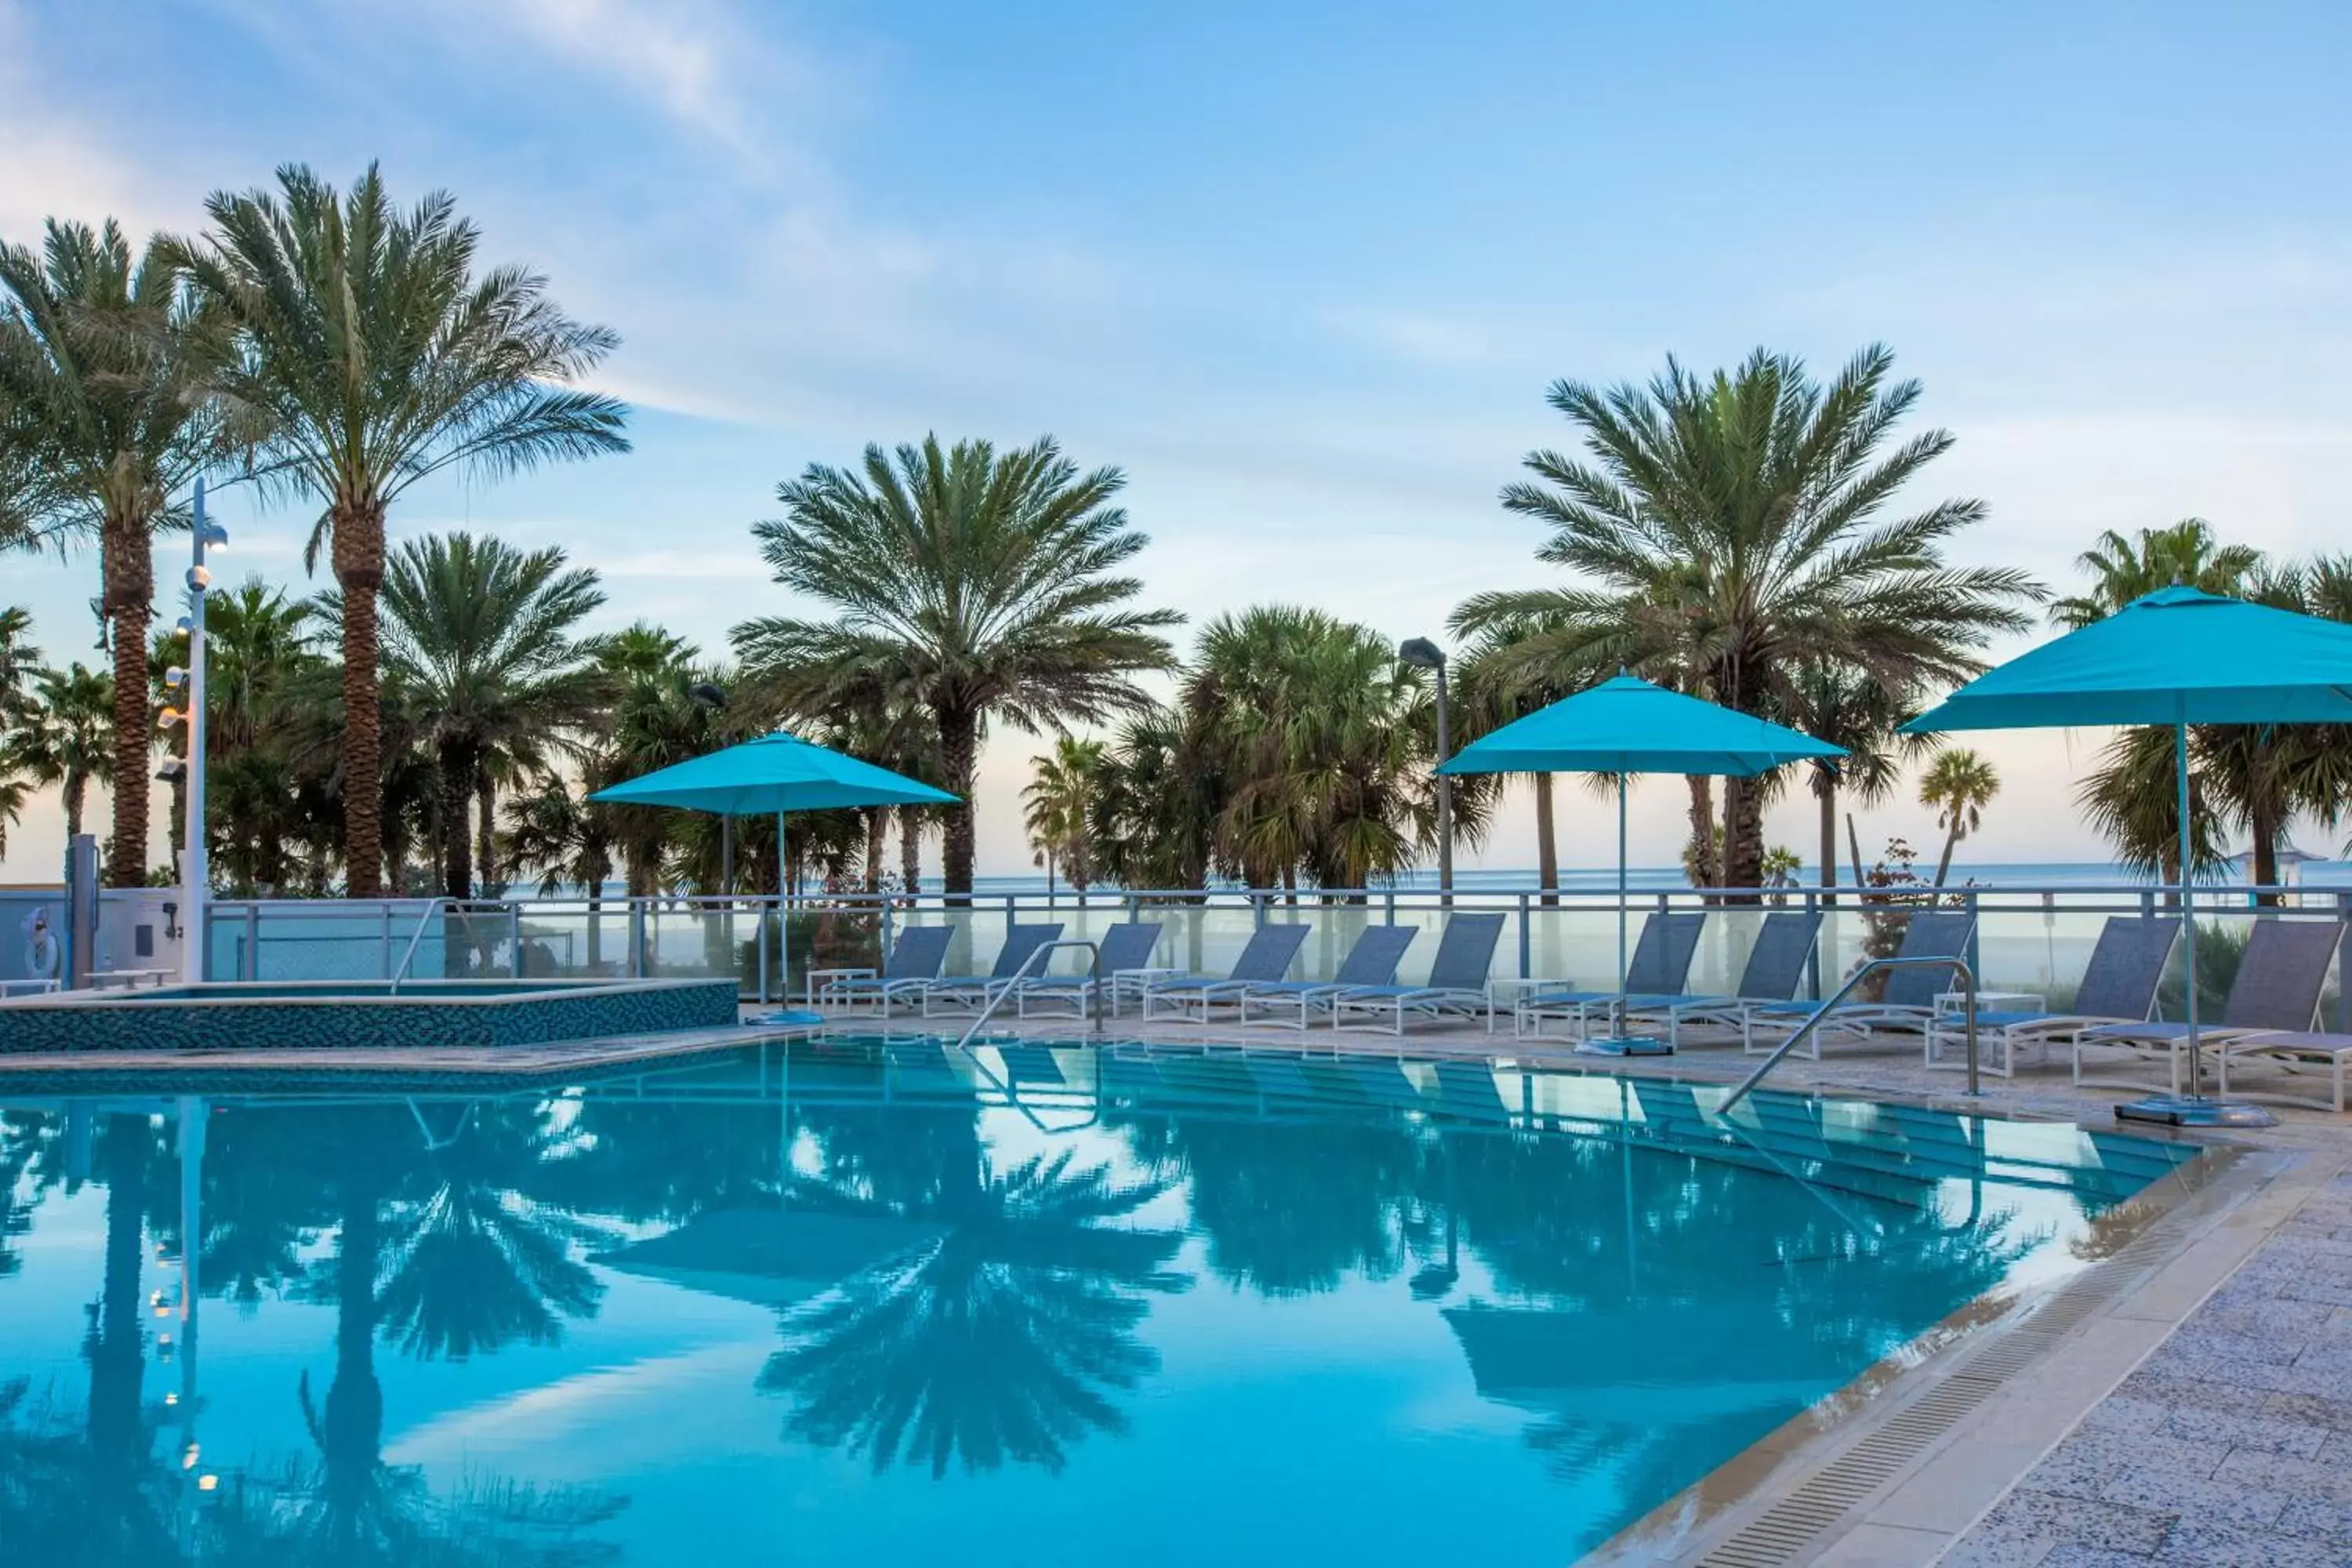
[165,666,188,688]
[186,564,211,591]
[158,707,186,730]
[199,522,228,552]
[157,760,187,783]
[172,616,192,637]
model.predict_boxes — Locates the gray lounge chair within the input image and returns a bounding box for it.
[1926,916,2177,1077]
[1744,909,1977,1057]
[1514,913,1707,1040]
[1142,924,1312,1023]
[917,923,1066,1015]
[1014,920,1167,1018]
[1620,911,1827,1050]
[2076,917,2340,1095]
[1329,913,1507,1035]
[815,924,955,1014]
[1240,924,1420,1029]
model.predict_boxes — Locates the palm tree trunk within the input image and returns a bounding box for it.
[935,702,979,903]
[89,1116,149,1467]
[65,775,86,840]
[1722,776,1765,893]
[898,806,922,895]
[1816,775,1839,907]
[104,514,153,888]
[1534,773,1559,906]
[438,739,476,901]
[324,1169,386,1519]
[475,771,498,895]
[2250,789,2282,908]
[1933,823,1962,887]
[1686,776,1719,888]
[864,808,885,894]
[335,502,388,898]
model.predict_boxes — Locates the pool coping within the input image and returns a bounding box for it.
[1577,1130,2334,1567]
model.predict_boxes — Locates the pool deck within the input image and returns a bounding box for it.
[4,1000,2348,1565]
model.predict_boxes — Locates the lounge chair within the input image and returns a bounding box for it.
[2074,917,2341,1095]
[1239,924,1420,1029]
[1142,924,1313,1023]
[1014,920,1167,1019]
[1619,910,1827,1050]
[1924,916,2177,1077]
[916,923,1066,1016]
[1514,912,1707,1041]
[1744,909,1976,1057]
[1328,913,1508,1035]
[814,924,955,1014]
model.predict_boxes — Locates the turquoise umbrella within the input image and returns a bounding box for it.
[590,729,956,902]
[1441,674,1845,1051]
[1904,585,2352,1127]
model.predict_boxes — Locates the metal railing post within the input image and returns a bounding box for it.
[245,905,259,981]
[628,899,646,979]
[1518,892,1532,981]
[757,899,771,1005]
[511,906,524,979]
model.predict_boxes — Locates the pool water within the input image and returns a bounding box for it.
[0,1039,2194,1566]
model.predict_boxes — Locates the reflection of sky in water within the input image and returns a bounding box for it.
[0,1049,2193,1566]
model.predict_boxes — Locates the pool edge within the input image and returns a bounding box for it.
[1573,1133,2328,1567]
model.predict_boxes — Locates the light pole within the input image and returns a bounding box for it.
[159,478,227,984]
[688,682,731,892]
[1399,637,1453,897]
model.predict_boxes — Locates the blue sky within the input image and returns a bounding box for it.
[5,0,2351,877]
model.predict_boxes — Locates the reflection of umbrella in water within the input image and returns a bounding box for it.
[592,1207,943,1310]
[1444,1301,1853,1426]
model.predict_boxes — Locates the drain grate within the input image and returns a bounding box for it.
[1691,1217,2198,1567]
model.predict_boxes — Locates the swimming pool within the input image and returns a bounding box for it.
[0,1038,2196,1565]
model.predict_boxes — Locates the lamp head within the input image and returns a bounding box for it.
[158,707,185,730]
[186,564,212,592]
[157,760,187,783]
[688,681,730,710]
[199,522,228,552]
[1397,637,1445,671]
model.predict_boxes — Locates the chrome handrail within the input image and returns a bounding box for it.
[387,899,510,993]
[951,939,1104,1052]
[1717,954,1979,1115]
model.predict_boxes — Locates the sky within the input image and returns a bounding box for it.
[4,0,2351,881]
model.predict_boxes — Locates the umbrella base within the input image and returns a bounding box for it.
[1576,1035,1674,1058]
[2114,1094,2278,1129]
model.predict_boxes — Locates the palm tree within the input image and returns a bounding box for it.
[171,163,629,896]
[200,578,339,894]
[1457,345,2042,887]
[1779,661,1926,900]
[2050,519,2261,630]
[1188,605,1480,893]
[371,532,605,899]
[1088,703,1223,894]
[0,220,225,887]
[1454,620,1592,905]
[1918,748,1998,886]
[735,434,1180,900]
[16,662,114,840]
[1022,736,1105,903]
[0,607,39,859]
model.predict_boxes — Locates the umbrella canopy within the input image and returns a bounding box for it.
[1439,674,1847,778]
[1902,586,2352,1125]
[1902,585,2352,732]
[1439,675,1842,1049]
[589,730,956,815]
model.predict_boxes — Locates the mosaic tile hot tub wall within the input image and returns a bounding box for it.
[0,978,739,1053]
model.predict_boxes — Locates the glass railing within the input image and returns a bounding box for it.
[197,883,2352,1026]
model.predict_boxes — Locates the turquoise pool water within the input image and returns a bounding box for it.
[0,1040,2194,1565]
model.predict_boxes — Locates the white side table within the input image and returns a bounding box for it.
[806,966,877,1007]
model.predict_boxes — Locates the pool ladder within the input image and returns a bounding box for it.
[1716,954,1980,1115]
[951,938,1105,1052]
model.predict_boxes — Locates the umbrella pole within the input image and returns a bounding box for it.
[2117,713,2275,1127]
[777,811,788,996]
[1617,773,1629,1037]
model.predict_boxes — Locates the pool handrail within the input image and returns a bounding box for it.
[952,938,1104,1050]
[1719,954,1979,1114]
[388,898,516,994]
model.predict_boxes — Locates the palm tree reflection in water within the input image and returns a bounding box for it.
[762,1104,1189,1478]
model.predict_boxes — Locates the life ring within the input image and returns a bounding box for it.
[24,911,60,979]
